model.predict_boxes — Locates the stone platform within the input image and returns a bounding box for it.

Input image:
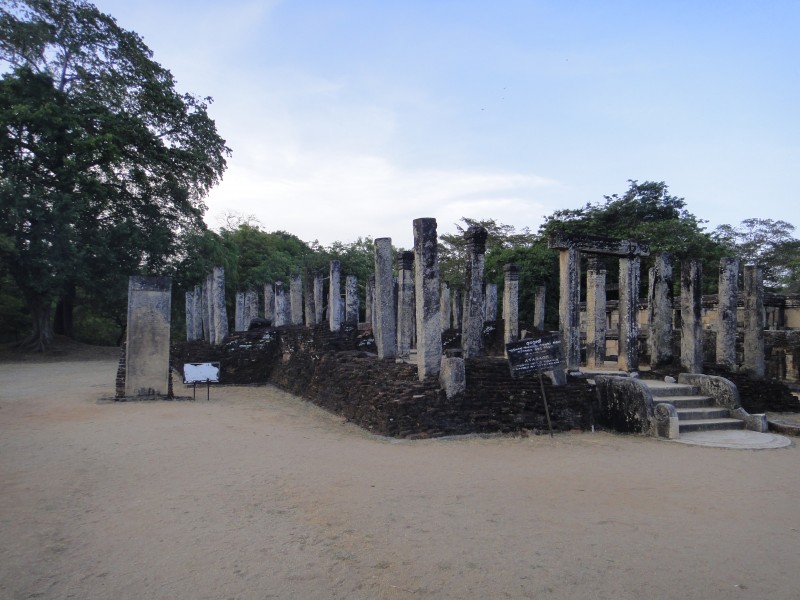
[668,429,792,450]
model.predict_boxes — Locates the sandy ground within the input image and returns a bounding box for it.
[1,350,799,600]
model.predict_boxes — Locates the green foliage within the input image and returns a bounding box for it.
[0,0,229,350]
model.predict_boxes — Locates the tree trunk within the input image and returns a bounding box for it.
[17,295,55,352]
[53,284,75,338]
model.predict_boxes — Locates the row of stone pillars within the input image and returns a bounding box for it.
[550,232,766,377]
[185,266,228,345]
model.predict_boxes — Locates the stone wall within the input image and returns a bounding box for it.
[172,323,594,438]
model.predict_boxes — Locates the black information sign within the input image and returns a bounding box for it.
[506,333,565,378]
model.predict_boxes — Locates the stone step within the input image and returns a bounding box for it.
[679,418,745,433]
[642,382,698,397]
[676,407,731,421]
[656,395,716,409]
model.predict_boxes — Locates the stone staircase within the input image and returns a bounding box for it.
[641,380,745,434]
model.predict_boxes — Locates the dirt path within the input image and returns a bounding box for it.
[1,355,798,599]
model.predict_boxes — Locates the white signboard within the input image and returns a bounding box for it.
[183,362,220,384]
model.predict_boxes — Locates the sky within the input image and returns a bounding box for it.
[91,0,799,248]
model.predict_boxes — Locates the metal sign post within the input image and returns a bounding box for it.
[506,333,566,438]
[183,363,221,401]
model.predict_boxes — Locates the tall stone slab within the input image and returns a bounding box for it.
[185,290,196,342]
[365,275,375,330]
[647,253,673,368]
[212,266,228,344]
[558,248,581,369]
[245,290,258,328]
[374,238,396,359]
[680,260,703,374]
[345,275,359,323]
[263,283,275,324]
[313,272,324,325]
[397,251,415,357]
[716,257,739,370]
[618,256,640,372]
[743,265,765,377]
[304,271,317,326]
[290,273,303,325]
[463,225,488,358]
[451,287,463,331]
[329,260,342,332]
[413,218,442,381]
[273,281,288,327]
[125,276,172,397]
[192,285,203,340]
[234,292,245,331]
[585,257,606,368]
[503,264,520,346]
[484,283,497,322]
[440,283,451,331]
[204,273,215,345]
[533,285,546,331]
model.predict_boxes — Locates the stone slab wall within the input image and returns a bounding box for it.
[125,276,172,397]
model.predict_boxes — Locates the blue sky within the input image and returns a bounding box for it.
[92,0,799,248]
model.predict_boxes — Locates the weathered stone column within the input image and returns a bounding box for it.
[503,263,520,346]
[743,265,765,377]
[462,225,488,358]
[451,287,463,331]
[304,271,316,326]
[396,251,415,357]
[234,292,245,331]
[586,257,606,368]
[413,218,442,380]
[716,257,739,370]
[313,272,324,325]
[558,248,581,369]
[618,256,640,372]
[680,260,703,374]
[440,283,451,331]
[185,291,196,341]
[204,273,214,345]
[329,260,341,332]
[245,290,258,329]
[373,238,396,359]
[212,266,228,344]
[290,273,303,325]
[274,281,288,327]
[484,283,497,322]
[365,274,375,330]
[533,285,546,331]
[647,253,673,367]
[264,283,275,324]
[345,275,359,323]
[192,285,203,340]
[125,276,172,397]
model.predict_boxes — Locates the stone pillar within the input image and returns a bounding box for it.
[451,287,463,330]
[618,256,640,372]
[313,272,324,325]
[413,218,442,380]
[185,291,196,342]
[290,273,303,325]
[373,238,396,359]
[484,283,497,322]
[503,263,520,346]
[192,285,203,340]
[716,257,739,370]
[304,271,316,326]
[743,265,765,377]
[264,283,275,324]
[647,253,673,368]
[234,292,245,331]
[203,273,214,345]
[680,260,703,374]
[586,257,606,368]
[125,276,172,397]
[463,225,488,358]
[397,251,415,357]
[212,266,228,344]
[558,248,580,369]
[365,275,375,330]
[440,283,451,331]
[247,290,259,328]
[329,260,341,332]
[533,285,546,331]
[345,275,359,323]
[274,281,288,327]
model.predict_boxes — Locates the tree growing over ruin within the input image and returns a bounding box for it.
[0,0,229,350]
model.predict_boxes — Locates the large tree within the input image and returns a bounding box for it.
[0,0,229,350]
